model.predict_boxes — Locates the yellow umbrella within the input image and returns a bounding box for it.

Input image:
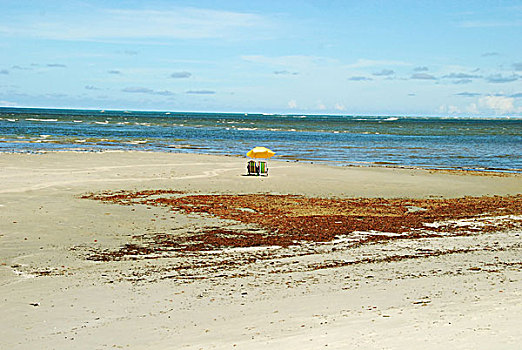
[246,146,275,159]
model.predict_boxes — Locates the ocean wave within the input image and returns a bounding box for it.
[236,127,258,131]
[34,139,53,143]
[167,144,210,150]
[25,118,58,122]
[1,108,520,172]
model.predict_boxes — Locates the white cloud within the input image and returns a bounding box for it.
[288,99,297,109]
[0,7,269,41]
[317,102,326,110]
[441,96,522,116]
[0,100,18,107]
[478,95,519,114]
[334,103,346,111]
[450,106,461,114]
[438,104,461,115]
[447,105,461,114]
[466,103,479,114]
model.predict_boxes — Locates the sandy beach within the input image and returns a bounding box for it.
[1,151,521,349]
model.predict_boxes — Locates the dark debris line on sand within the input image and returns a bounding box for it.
[79,191,522,261]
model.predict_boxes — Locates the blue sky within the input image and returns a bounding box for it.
[0,0,521,116]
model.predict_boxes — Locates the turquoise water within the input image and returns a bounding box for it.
[1,107,521,171]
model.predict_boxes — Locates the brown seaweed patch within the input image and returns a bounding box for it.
[81,191,522,260]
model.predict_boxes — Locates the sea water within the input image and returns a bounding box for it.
[0,107,520,172]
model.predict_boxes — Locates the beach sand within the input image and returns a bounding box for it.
[1,151,521,349]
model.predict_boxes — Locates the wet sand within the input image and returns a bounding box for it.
[0,151,521,349]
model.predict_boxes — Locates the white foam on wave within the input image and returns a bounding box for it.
[25,118,58,122]
[236,127,258,131]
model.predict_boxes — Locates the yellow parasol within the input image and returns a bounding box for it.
[246,146,275,159]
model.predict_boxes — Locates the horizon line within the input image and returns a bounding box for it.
[1,105,521,119]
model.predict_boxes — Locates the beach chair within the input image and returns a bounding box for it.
[247,160,258,175]
[258,161,268,176]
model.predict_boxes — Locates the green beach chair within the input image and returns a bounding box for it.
[247,160,258,175]
[259,161,268,176]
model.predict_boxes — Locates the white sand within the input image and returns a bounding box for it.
[0,151,521,349]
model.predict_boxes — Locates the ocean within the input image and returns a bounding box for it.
[1,107,521,172]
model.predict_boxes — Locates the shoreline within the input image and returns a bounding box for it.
[1,148,521,175]
[1,151,521,349]
[1,151,520,198]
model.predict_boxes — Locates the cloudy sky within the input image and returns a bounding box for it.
[1,0,521,116]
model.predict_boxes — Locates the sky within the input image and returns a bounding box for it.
[0,0,521,116]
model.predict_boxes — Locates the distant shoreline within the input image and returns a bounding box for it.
[1,148,521,174]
